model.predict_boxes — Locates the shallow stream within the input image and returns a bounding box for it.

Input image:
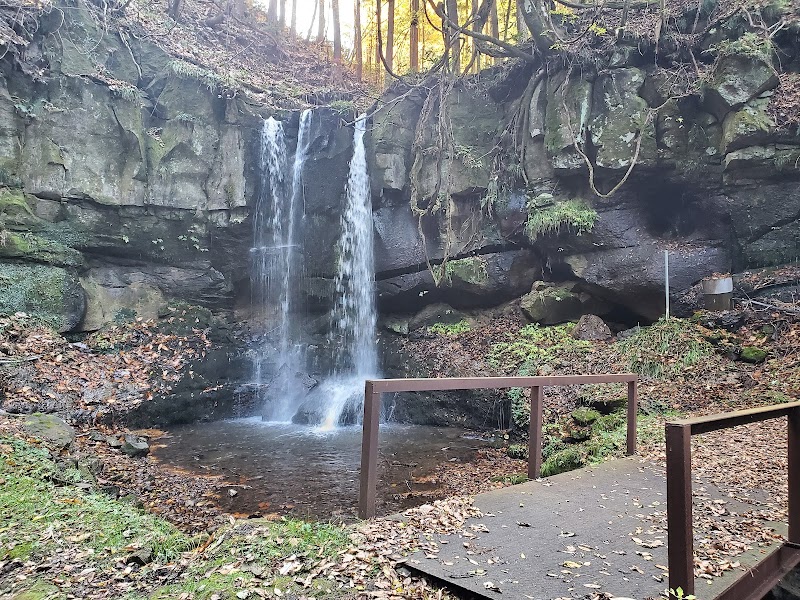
[152,419,494,521]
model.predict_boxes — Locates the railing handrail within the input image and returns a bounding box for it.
[666,401,800,599]
[367,374,638,393]
[359,373,639,519]
[669,400,800,434]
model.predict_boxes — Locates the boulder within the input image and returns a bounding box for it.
[571,314,613,341]
[702,54,779,121]
[377,250,540,312]
[520,282,609,325]
[121,434,150,457]
[20,413,75,449]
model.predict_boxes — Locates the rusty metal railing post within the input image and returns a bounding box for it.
[789,407,800,544]
[627,380,638,456]
[358,381,381,519]
[666,422,694,598]
[528,386,543,480]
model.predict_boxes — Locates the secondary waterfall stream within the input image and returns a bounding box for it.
[250,110,312,422]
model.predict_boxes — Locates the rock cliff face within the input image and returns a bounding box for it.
[2,0,799,335]
[0,0,358,330]
[367,52,800,320]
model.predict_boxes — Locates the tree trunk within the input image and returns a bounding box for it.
[278,0,286,27]
[290,0,297,34]
[168,0,182,21]
[386,0,395,73]
[267,0,277,22]
[332,0,342,62]
[446,0,460,73]
[410,0,419,72]
[375,0,383,86]
[317,0,326,42]
[354,0,363,78]
[516,1,528,40]
[489,0,499,63]
[306,0,318,39]
[472,0,480,72]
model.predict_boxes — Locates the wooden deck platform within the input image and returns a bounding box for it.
[401,458,782,599]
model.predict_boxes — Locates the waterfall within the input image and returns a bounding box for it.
[319,115,378,429]
[251,110,313,422]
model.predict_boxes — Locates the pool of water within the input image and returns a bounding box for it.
[151,418,494,521]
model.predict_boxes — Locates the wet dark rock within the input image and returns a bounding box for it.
[572,315,613,341]
[520,282,610,325]
[408,303,466,332]
[121,434,150,457]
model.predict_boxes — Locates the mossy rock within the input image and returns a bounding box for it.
[541,446,585,477]
[571,407,601,426]
[0,231,83,268]
[739,346,768,363]
[21,413,75,449]
[0,263,85,331]
[592,411,627,433]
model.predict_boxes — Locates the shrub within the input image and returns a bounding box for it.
[571,407,601,426]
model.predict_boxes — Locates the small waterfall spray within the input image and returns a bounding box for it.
[251,111,314,422]
[319,115,378,429]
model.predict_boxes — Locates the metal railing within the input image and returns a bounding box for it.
[666,401,800,600]
[358,374,639,519]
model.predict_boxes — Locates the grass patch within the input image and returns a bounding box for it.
[0,437,193,566]
[428,319,471,336]
[616,318,714,378]
[490,473,529,485]
[525,194,597,240]
[150,518,350,599]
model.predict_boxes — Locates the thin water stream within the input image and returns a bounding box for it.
[152,420,494,521]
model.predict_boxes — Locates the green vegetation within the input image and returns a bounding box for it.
[541,446,584,477]
[151,519,349,599]
[445,256,489,285]
[329,99,356,114]
[525,194,597,240]
[489,322,592,373]
[711,32,774,63]
[169,60,238,91]
[1,436,352,599]
[428,319,471,336]
[490,472,529,485]
[506,443,528,459]
[617,317,714,378]
[740,346,768,363]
